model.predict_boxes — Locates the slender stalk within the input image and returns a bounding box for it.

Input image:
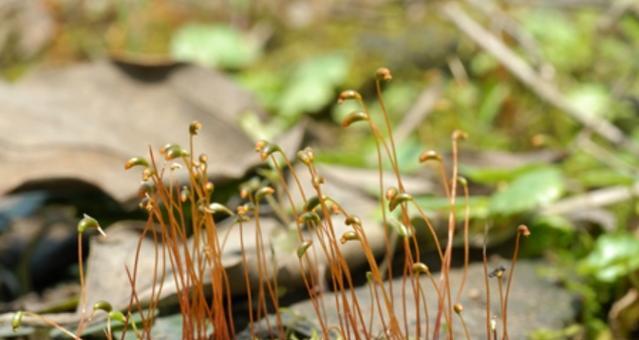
[459,315,471,340]
[24,312,80,340]
[497,272,505,337]
[76,234,86,334]
[502,225,530,340]
[482,226,492,340]
[455,178,471,304]
[237,217,255,339]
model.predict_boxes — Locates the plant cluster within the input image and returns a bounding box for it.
[11,68,530,340]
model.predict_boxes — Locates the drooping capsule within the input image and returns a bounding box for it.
[341,111,369,128]
[418,150,442,163]
[412,262,429,275]
[200,203,234,216]
[255,187,275,201]
[344,215,362,227]
[389,192,413,212]
[124,157,149,170]
[340,231,360,244]
[93,300,113,313]
[337,90,362,103]
[77,214,106,237]
[299,211,321,226]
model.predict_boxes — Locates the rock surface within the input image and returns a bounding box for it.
[285,260,576,339]
[0,61,304,206]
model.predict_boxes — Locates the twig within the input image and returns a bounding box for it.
[575,131,637,177]
[441,2,636,152]
[598,0,637,30]
[542,182,639,216]
[464,0,549,73]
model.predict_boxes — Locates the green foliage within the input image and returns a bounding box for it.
[170,24,260,69]
[277,54,349,120]
[489,167,564,215]
[521,10,594,71]
[523,215,576,257]
[567,84,612,120]
[412,195,490,219]
[528,324,583,340]
[580,233,639,283]
[478,83,510,126]
[462,163,544,185]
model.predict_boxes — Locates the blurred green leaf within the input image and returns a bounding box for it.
[580,233,639,283]
[521,10,593,71]
[524,215,577,257]
[170,24,259,69]
[576,168,634,188]
[385,136,424,173]
[412,195,490,219]
[470,52,499,75]
[567,84,611,120]
[489,167,564,215]
[478,83,509,125]
[278,54,349,120]
[462,163,543,184]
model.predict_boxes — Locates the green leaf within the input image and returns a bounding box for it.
[521,10,593,71]
[478,83,509,125]
[412,195,490,219]
[278,54,349,120]
[576,168,634,188]
[170,24,259,69]
[489,167,564,215]
[567,84,611,120]
[462,163,543,184]
[580,233,639,283]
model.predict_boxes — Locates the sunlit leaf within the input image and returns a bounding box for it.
[489,167,564,215]
[580,233,639,283]
[521,10,593,71]
[412,195,490,219]
[567,84,611,119]
[170,24,259,69]
[462,164,543,184]
[278,54,349,121]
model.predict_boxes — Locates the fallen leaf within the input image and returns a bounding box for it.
[0,61,302,206]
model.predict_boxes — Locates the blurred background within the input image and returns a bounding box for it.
[1,0,639,339]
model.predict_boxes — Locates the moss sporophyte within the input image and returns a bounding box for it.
[12,68,530,340]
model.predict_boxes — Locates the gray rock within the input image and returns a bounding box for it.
[286,260,576,339]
